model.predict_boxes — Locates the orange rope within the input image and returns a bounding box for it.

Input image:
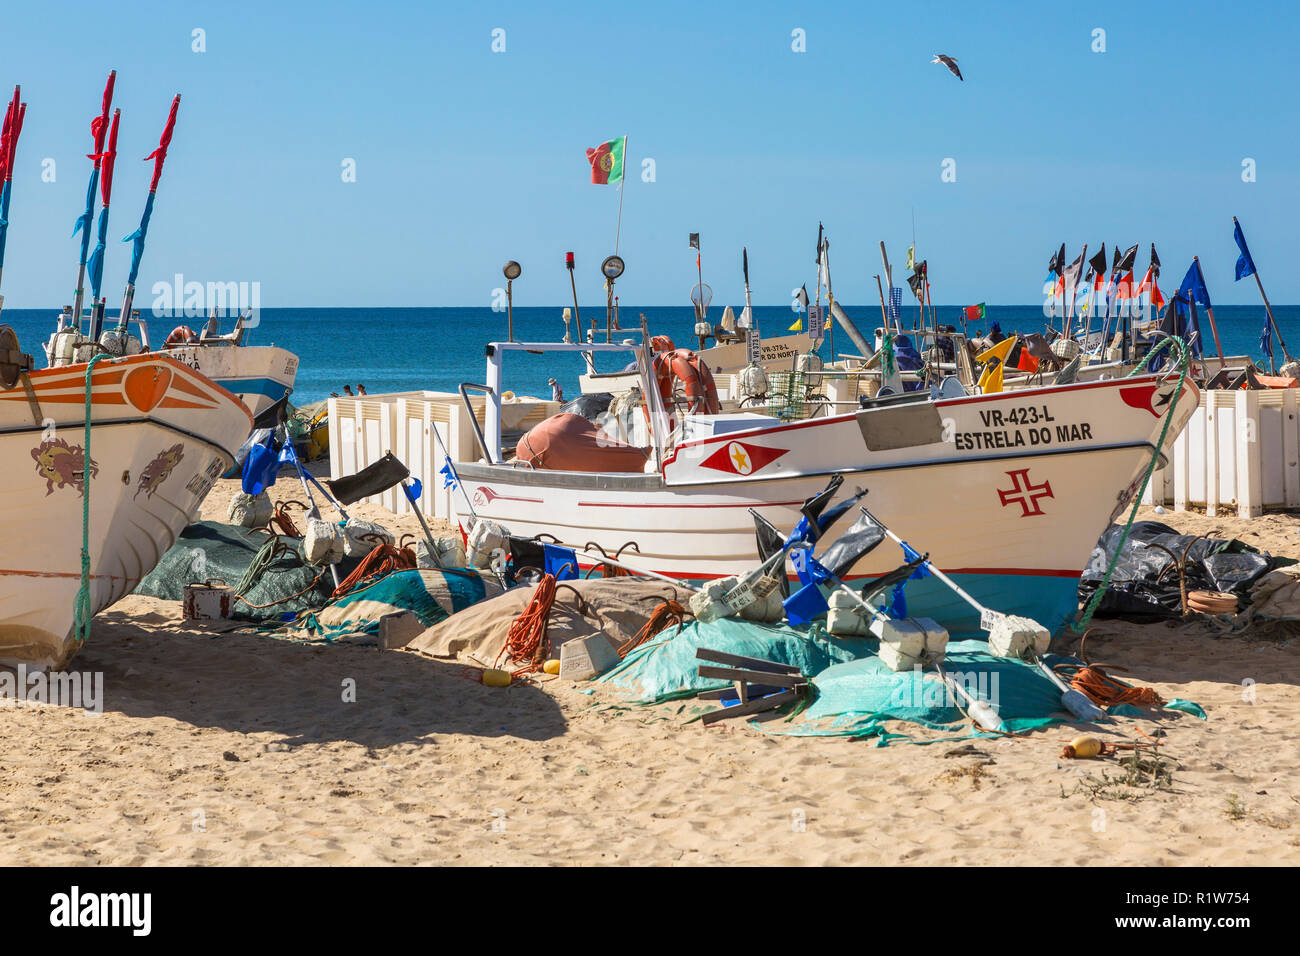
[331,543,416,599]
[496,574,557,676]
[619,600,686,658]
[1068,665,1164,709]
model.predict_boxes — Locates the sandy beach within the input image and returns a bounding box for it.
[0,475,1294,866]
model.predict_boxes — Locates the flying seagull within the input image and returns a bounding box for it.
[932,54,963,81]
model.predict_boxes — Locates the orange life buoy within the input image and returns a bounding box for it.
[652,348,721,415]
[650,334,677,354]
[163,325,198,348]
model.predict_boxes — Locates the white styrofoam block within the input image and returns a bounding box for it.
[987,614,1050,659]
[558,634,621,681]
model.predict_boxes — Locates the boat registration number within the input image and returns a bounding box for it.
[950,404,1094,451]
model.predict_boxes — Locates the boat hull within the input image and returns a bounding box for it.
[0,355,253,669]
[455,374,1199,637]
[161,344,298,417]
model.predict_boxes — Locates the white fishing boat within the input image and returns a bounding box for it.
[451,340,1199,638]
[44,312,298,419]
[0,346,252,669]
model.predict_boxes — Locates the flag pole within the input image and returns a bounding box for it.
[875,274,889,331]
[1193,256,1227,370]
[1234,216,1290,368]
[0,87,26,307]
[614,134,627,255]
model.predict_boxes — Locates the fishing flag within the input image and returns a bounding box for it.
[791,283,808,328]
[1178,259,1212,310]
[818,511,886,580]
[1233,218,1257,280]
[1114,243,1139,274]
[585,135,626,184]
[688,232,699,250]
[1137,266,1164,310]
[1088,245,1107,285]
[1160,291,1203,358]
[964,302,986,322]
[1062,250,1085,316]
[1150,243,1161,279]
[815,223,824,265]
[907,261,927,300]
[122,95,180,291]
[1261,313,1274,366]
[1048,243,1065,277]
[905,244,915,271]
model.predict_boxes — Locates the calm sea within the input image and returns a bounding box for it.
[2,304,1294,405]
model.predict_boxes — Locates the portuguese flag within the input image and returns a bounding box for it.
[585,135,626,185]
[964,302,986,322]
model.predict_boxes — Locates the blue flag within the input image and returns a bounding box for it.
[439,459,459,491]
[242,434,281,495]
[1261,316,1274,366]
[790,547,832,587]
[1178,260,1212,311]
[542,544,579,582]
[887,286,903,322]
[783,581,830,626]
[1233,219,1256,281]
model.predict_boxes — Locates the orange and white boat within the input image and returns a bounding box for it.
[0,348,252,669]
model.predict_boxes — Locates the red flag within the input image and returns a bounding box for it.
[99,110,120,205]
[1016,349,1039,373]
[88,71,116,168]
[144,95,180,192]
[1115,270,1135,300]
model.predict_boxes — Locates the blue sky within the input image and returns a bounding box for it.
[0,0,1296,309]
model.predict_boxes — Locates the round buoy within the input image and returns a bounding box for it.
[482,668,512,687]
[1062,734,1103,759]
[542,659,561,675]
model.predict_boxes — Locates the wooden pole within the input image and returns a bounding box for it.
[1194,256,1227,369]
[1234,218,1291,368]
[875,274,889,331]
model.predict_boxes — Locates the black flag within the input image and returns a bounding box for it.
[1062,251,1085,293]
[796,284,809,308]
[907,260,928,300]
[1115,243,1139,274]
[815,222,824,265]
[819,511,888,580]
[742,247,749,285]
[1150,243,1161,279]
[1088,244,1108,280]
[688,233,700,250]
[1048,243,1066,276]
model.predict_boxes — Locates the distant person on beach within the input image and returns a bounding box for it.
[357,384,367,395]
[988,322,1006,344]
[548,377,564,402]
[343,385,353,395]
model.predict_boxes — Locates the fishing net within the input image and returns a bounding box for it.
[290,568,502,643]
[763,370,809,420]
[596,617,867,703]
[135,521,335,622]
[595,620,1205,745]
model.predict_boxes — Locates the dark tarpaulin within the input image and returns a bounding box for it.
[1078,521,1283,619]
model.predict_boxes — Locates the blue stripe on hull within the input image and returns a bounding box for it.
[214,376,292,400]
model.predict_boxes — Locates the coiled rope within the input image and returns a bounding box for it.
[1072,335,1191,633]
[496,573,557,675]
[618,599,686,658]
